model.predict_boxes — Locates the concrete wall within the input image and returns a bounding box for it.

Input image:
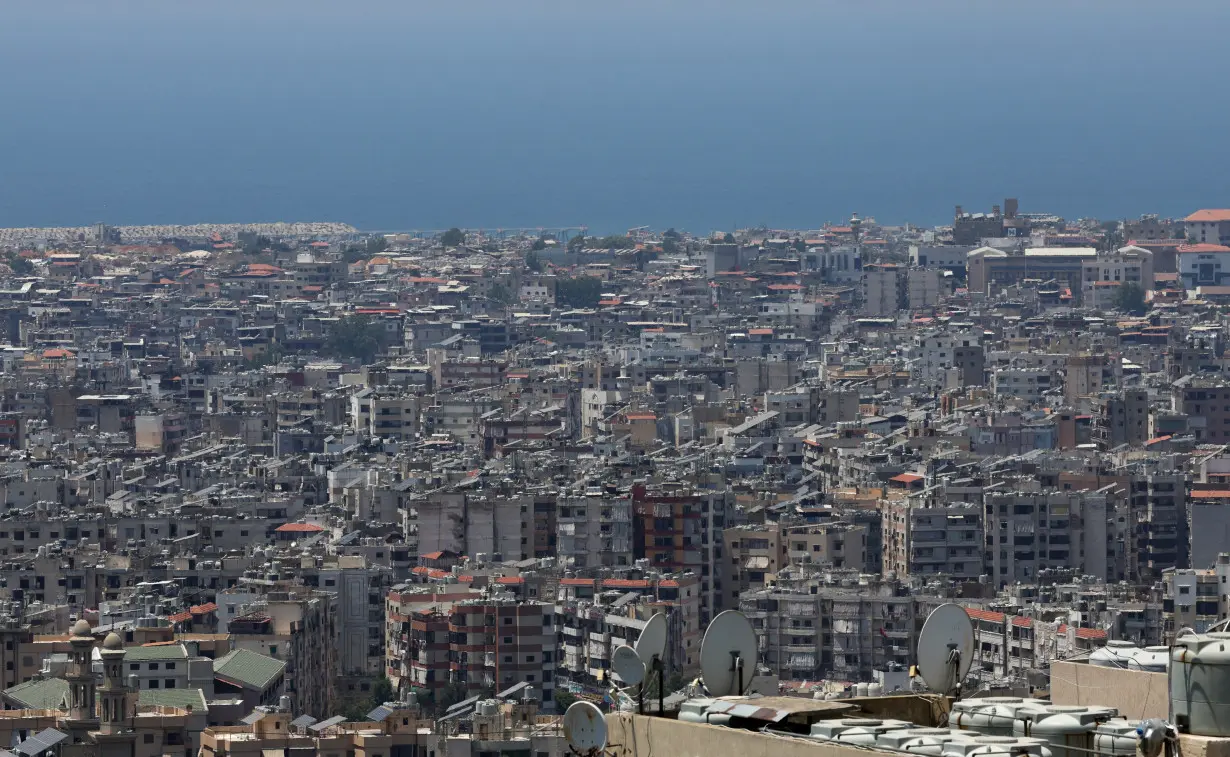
[1050,660,1167,720]
[606,712,884,757]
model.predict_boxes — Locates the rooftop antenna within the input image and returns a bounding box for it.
[699,610,758,697]
[916,602,974,698]
[632,612,667,713]
[562,701,607,757]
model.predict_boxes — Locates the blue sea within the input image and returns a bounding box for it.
[3,0,1229,234]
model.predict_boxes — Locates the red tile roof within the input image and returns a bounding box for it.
[495,576,525,585]
[1185,210,1230,223]
[1179,243,1230,253]
[274,522,325,533]
[190,602,217,615]
[965,607,1005,623]
[420,551,445,560]
[560,578,596,587]
[1190,490,1230,498]
[890,473,924,483]
[167,611,192,624]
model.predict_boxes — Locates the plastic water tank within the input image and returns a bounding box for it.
[476,700,499,716]
[952,697,1048,736]
[855,682,872,697]
[1093,721,1139,757]
[868,682,884,696]
[810,719,901,741]
[1128,646,1170,673]
[833,720,918,746]
[879,728,966,755]
[1014,705,1117,757]
[1089,640,1139,668]
[1171,631,1230,736]
[944,736,1052,757]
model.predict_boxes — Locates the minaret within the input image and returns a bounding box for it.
[92,631,138,757]
[65,619,97,728]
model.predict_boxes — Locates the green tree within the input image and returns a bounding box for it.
[488,282,515,304]
[553,689,577,712]
[370,675,395,706]
[556,276,603,308]
[5,254,33,275]
[440,228,465,247]
[595,235,634,249]
[325,315,388,364]
[525,250,544,271]
[567,234,587,250]
[530,238,548,251]
[722,232,736,244]
[1113,282,1148,315]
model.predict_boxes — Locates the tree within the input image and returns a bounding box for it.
[370,675,395,706]
[722,232,736,244]
[1114,282,1148,315]
[663,228,681,240]
[567,234,587,251]
[525,250,544,272]
[5,254,33,275]
[324,315,388,364]
[531,238,548,252]
[488,282,515,305]
[440,228,465,247]
[556,277,603,308]
[553,689,577,712]
[595,235,634,249]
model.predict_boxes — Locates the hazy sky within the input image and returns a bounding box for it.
[3,1,1228,231]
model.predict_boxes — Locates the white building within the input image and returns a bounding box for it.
[1177,243,1230,289]
[991,367,1054,401]
[1185,209,1230,246]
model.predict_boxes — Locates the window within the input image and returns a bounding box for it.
[165,662,176,671]
[144,734,155,744]
[165,679,176,688]
[148,663,159,671]
[149,680,159,689]
[130,664,139,671]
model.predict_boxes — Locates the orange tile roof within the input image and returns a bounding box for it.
[965,607,1005,623]
[420,551,445,560]
[625,413,656,421]
[1179,243,1230,253]
[658,579,679,588]
[167,611,192,624]
[41,348,74,359]
[891,473,924,483]
[1191,490,1230,498]
[190,602,218,615]
[274,522,325,533]
[495,576,524,585]
[1185,210,1230,223]
[561,578,596,587]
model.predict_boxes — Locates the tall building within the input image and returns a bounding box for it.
[861,264,904,316]
[1184,209,1230,246]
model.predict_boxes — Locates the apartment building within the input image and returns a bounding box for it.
[882,496,983,580]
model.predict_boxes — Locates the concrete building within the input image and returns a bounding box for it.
[861,264,903,316]
[1185,209,1230,246]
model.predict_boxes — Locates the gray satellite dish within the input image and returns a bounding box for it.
[563,701,607,756]
[699,610,758,696]
[612,644,645,686]
[916,602,974,696]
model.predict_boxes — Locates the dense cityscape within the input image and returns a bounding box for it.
[0,200,1226,756]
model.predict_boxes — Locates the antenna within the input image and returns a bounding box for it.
[916,603,974,697]
[633,612,668,714]
[563,701,607,757]
[699,610,758,697]
[612,645,645,687]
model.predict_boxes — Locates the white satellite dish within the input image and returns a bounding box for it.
[699,610,759,696]
[563,701,607,756]
[916,602,974,696]
[634,612,667,674]
[612,644,645,686]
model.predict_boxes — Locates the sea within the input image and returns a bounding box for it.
[2,0,1229,235]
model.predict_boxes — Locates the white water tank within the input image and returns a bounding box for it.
[1128,646,1169,673]
[944,736,1052,757]
[1015,705,1117,757]
[1093,721,1139,757]
[855,682,871,697]
[952,697,1048,736]
[1170,631,1230,735]
[1089,640,1139,668]
[879,728,968,755]
[833,720,918,746]
[810,719,894,741]
[868,682,884,696]
[476,699,499,716]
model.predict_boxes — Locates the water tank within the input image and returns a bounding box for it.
[1089,640,1139,669]
[868,682,884,696]
[279,695,291,712]
[833,720,918,746]
[855,682,871,697]
[952,698,1048,736]
[810,719,890,741]
[945,736,1052,757]
[1014,706,1117,757]
[1171,631,1230,735]
[879,728,965,755]
[1093,722,1138,757]
[1128,646,1169,673]
[476,699,499,716]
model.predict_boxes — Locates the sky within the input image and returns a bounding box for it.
[2,1,1228,233]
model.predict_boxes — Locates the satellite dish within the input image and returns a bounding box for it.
[634,612,668,676]
[612,645,645,686]
[916,602,974,696]
[563,701,607,756]
[699,610,759,696]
